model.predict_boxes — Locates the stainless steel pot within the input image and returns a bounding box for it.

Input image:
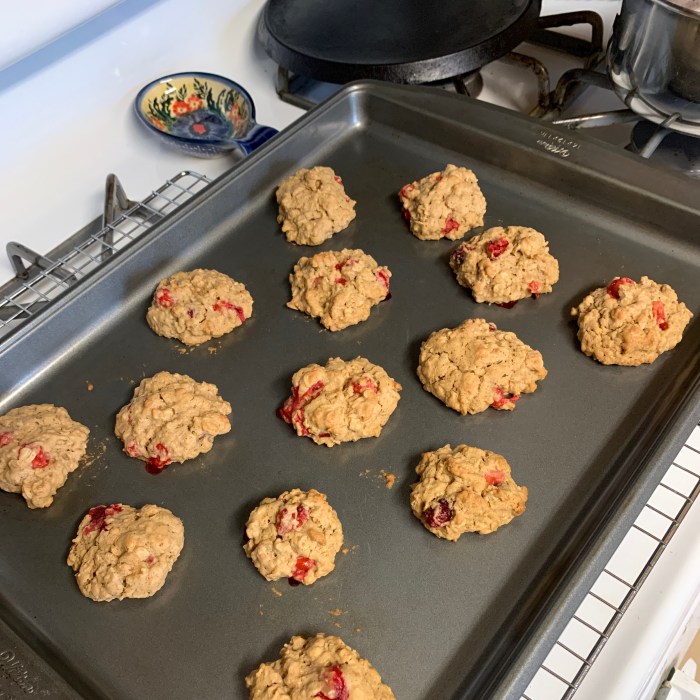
[608,0,700,134]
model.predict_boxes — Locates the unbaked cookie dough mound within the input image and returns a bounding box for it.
[450,225,559,304]
[571,276,693,366]
[276,166,356,246]
[246,633,396,700]
[67,503,184,602]
[410,444,528,539]
[398,163,486,241]
[277,357,402,446]
[0,404,89,509]
[146,268,253,346]
[417,318,547,415]
[243,488,343,585]
[287,248,391,331]
[115,371,231,472]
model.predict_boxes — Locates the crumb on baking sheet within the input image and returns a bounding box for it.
[329,608,345,617]
[354,627,362,634]
[341,544,358,556]
[359,469,371,478]
[271,586,282,598]
[86,381,94,391]
[379,469,396,489]
[207,346,217,355]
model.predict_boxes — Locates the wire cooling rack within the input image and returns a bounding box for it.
[0,170,698,699]
[0,171,211,341]
[522,422,700,700]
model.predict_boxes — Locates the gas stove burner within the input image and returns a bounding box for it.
[259,0,542,85]
[628,119,700,177]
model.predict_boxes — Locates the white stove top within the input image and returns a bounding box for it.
[0,1,698,698]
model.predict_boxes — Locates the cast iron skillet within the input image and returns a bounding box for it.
[258,0,542,84]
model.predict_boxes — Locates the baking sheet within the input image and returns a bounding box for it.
[0,82,698,700]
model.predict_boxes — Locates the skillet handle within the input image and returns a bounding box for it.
[237,123,278,155]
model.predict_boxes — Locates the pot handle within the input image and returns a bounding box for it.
[237,123,278,155]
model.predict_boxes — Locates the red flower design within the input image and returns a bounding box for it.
[186,94,202,110]
[172,100,190,116]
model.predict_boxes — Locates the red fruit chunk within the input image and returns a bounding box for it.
[442,216,460,235]
[652,301,669,330]
[212,299,246,324]
[496,300,518,309]
[0,432,13,447]
[276,504,310,536]
[318,432,331,438]
[146,555,155,564]
[435,173,442,181]
[290,555,315,582]
[488,323,496,332]
[334,258,356,271]
[424,498,454,528]
[375,269,390,295]
[528,280,541,298]
[125,442,140,457]
[156,288,175,308]
[491,387,520,409]
[187,308,195,318]
[335,278,347,285]
[399,183,415,199]
[402,208,411,221]
[278,381,325,438]
[30,447,50,469]
[315,665,349,700]
[145,443,171,474]
[334,175,343,184]
[83,504,123,535]
[606,276,635,299]
[486,237,509,259]
[484,469,505,486]
[312,276,324,288]
[352,377,379,394]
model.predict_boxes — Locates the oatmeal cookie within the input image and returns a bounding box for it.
[114,371,231,472]
[243,488,343,585]
[287,248,391,331]
[398,163,486,241]
[246,633,396,700]
[571,276,693,366]
[146,269,253,346]
[410,443,528,539]
[450,226,559,304]
[67,503,184,602]
[277,357,402,446]
[276,166,356,246]
[0,404,89,509]
[417,318,547,415]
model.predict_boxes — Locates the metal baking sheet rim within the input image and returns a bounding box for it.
[0,81,698,699]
